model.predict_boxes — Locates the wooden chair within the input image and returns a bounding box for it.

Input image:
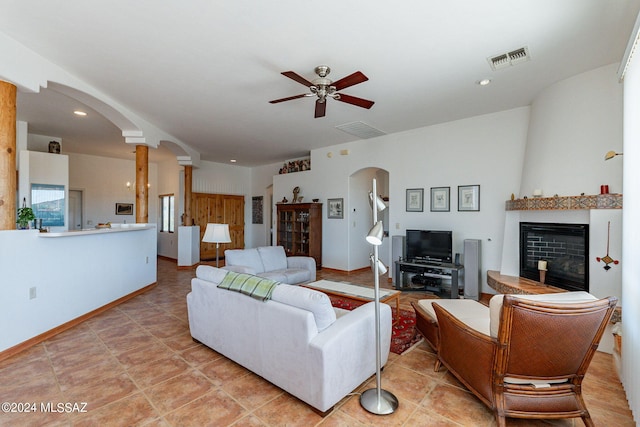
[432,294,617,426]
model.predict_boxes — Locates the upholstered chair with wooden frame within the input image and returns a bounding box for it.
[432,294,617,427]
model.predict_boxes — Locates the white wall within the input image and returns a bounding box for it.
[0,227,157,352]
[67,152,158,227]
[521,63,623,197]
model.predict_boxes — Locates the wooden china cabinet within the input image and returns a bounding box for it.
[276,202,322,269]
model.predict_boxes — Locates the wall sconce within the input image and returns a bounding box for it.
[126,181,150,190]
[604,151,623,160]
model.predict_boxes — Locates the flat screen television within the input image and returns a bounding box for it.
[406,229,453,264]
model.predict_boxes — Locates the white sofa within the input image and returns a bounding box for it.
[186,265,392,413]
[223,245,316,284]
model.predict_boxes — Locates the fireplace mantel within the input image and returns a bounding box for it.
[505,194,622,211]
[487,270,565,295]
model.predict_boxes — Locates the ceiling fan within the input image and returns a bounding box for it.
[269,65,375,118]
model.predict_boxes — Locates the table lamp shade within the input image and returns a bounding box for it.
[202,223,231,243]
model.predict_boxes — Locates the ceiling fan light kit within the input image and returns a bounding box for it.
[270,65,375,118]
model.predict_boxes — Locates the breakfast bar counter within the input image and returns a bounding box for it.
[38,223,154,237]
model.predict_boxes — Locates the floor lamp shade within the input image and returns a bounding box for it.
[366,221,384,245]
[370,253,388,275]
[202,223,231,268]
[202,223,231,244]
[369,191,387,213]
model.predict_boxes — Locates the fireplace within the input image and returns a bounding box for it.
[519,222,589,292]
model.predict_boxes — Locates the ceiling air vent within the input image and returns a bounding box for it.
[335,121,386,139]
[488,46,530,71]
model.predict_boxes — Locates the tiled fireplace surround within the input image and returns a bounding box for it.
[520,222,588,292]
[496,193,623,352]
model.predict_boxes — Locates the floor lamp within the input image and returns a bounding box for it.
[202,223,231,268]
[360,178,399,415]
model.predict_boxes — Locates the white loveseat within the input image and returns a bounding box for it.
[223,245,316,284]
[186,265,392,413]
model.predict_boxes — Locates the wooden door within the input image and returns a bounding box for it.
[192,193,244,260]
[222,196,244,250]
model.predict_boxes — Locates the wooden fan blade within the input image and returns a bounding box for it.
[335,93,375,109]
[315,100,327,118]
[269,94,308,104]
[282,71,314,87]
[331,71,368,91]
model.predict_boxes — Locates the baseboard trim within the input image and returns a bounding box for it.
[320,266,370,274]
[0,282,157,362]
[177,265,199,270]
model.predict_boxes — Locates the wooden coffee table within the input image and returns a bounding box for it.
[304,280,401,324]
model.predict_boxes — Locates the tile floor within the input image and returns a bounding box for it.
[0,258,634,426]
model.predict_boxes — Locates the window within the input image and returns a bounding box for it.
[31,184,65,226]
[160,194,175,232]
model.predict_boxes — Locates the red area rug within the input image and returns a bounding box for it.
[329,297,422,355]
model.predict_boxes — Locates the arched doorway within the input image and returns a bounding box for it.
[348,168,389,271]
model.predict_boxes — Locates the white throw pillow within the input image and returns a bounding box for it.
[271,284,336,331]
[225,248,266,273]
[258,246,288,271]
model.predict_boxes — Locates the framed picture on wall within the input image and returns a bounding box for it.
[458,185,480,211]
[252,196,263,224]
[115,203,134,215]
[406,188,424,212]
[430,187,450,212]
[327,198,344,219]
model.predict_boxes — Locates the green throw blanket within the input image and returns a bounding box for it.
[217,271,280,301]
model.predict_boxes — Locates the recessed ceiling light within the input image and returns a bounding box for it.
[477,79,492,86]
[230,159,237,163]
[73,110,87,116]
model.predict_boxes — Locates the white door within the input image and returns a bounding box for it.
[69,190,83,230]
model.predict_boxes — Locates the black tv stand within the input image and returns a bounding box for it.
[394,260,463,299]
[412,258,442,265]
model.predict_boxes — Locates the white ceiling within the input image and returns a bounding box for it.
[2,1,639,166]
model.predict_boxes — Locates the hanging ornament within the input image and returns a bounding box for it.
[596,221,619,271]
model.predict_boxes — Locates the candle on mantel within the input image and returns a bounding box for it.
[538,260,547,284]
